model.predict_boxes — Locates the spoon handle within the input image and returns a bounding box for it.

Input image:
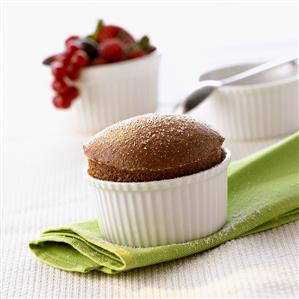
[221,55,298,86]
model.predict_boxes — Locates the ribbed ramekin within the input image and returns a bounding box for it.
[194,63,299,140]
[66,53,160,134]
[87,149,231,248]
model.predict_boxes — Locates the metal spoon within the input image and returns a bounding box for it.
[174,56,298,114]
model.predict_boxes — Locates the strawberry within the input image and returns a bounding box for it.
[101,38,125,62]
[118,28,135,44]
[97,25,120,41]
[96,22,135,44]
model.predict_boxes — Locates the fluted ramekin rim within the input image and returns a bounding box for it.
[199,62,298,89]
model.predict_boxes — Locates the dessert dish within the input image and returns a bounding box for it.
[43,20,159,134]
[192,61,299,140]
[84,113,231,247]
[44,20,156,109]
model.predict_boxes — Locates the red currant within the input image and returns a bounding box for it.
[72,50,89,67]
[52,79,69,94]
[64,86,79,101]
[66,41,81,54]
[52,94,72,109]
[55,52,72,67]
[66,65,81,80]
[65,35,79,47]
[51,62,65,79]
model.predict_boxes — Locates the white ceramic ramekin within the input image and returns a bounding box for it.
[192,62,299,140]
[67,53,160,134]
[87,148,231,248]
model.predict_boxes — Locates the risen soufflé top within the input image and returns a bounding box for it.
[83,113,225,182]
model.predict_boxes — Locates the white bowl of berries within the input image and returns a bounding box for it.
[44,20,160,134]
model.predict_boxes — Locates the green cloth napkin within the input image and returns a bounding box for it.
[29,132,299,274]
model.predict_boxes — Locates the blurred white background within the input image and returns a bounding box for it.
[2,1,298,138]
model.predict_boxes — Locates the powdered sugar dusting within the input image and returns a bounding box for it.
[180,208,263,249]
[85,113,212,147]
[83,113,224,171]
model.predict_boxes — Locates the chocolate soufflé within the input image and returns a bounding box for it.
[83,113,225,182]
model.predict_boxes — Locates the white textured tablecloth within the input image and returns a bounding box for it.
[2,136,299,298]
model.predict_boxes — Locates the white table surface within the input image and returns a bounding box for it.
[2,134,299,299]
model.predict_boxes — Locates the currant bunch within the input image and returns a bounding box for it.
[50,36,92,108]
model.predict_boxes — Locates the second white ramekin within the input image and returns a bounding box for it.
[66,53,160,134]
[87,149,231,248]
[192,62,299,140]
